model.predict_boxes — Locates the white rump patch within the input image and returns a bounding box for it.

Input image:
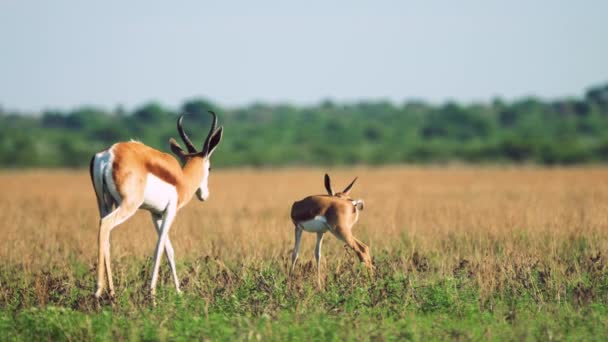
[96,148,122,206]
[299,215,331,233]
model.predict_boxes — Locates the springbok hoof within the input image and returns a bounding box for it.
[94,289,103,299]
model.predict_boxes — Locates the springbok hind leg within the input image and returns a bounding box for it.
[104,241,115,297]
[95,202,139,298]
[289,226,303,277]
[103,198,116,297]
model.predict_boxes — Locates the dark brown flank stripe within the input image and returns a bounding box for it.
[111,142,184,196]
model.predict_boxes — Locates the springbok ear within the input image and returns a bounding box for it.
[169,138,187,161]
[206,126,223,157]
[324,174,334,195]
[342,177,358,195]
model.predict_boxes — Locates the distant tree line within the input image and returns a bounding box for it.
[1,83,608,168]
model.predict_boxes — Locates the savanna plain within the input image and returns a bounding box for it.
[0,166,607,341]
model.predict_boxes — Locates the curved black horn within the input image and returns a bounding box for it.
[177,115,197,153]
[342,177,358,194]
[324,173,334,195]
[202,110,218,155]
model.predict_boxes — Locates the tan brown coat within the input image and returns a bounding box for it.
[90,112,223,300]
[289,174,372,288]
[111,142,206,208]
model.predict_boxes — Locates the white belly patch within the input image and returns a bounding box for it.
[299,215,331,233]
[141,174,177,214]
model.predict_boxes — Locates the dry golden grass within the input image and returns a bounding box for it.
[0,166,606,292]
[2,166,607,340]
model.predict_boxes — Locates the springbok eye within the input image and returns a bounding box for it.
[208,167,212,172]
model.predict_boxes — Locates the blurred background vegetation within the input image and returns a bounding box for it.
[1,82,607,168]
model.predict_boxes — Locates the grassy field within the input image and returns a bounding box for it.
[0,166,607,340]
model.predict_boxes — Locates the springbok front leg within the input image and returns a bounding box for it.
[151,213,181,294]
[290,226,303,276]
[347,235,374,275]
[149,203,177,297]
[332,227,374,275]
[314,232,324,288]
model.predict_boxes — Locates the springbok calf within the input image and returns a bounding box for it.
[89,111,223,299]
[290,174,373,287]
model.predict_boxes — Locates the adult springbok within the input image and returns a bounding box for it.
[89,111,223,299]
[290,174,373,287]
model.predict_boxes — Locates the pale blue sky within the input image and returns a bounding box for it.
[1,1,607,112]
